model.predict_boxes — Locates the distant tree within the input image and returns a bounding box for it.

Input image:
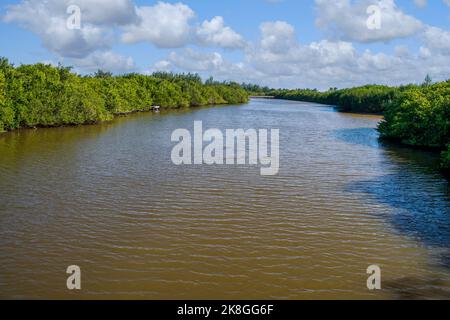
[0,57,13,73]
[57,63,73,81]
[206,76,215,85]
[94,70,113,78]
[422,74,433,87]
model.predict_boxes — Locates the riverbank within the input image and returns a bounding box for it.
[0,59,248,133]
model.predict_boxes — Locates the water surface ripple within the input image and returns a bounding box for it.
[0,99,449,299]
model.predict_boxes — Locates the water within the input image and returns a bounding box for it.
[0,99,449,299]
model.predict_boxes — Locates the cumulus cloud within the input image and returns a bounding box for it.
[2,0,121,58]
[259,21,298,54]
[168,50,227,72]
[250,19,450,88]
[73,0,137,25]
[4,0,138,26]
[2,0,139,57]
[315,0,424,42]
[121,2,195,48]
[71,51,136,73]
[4,0,247,60]
[151,48,264,83]
[122,5,246,50]
[2,0,137,72]
[3,0,248,76]
[249,21,356,73]
[196,16,246,49]
[154,49,239,73]
[155,20,450,89]
[422,26,450,55]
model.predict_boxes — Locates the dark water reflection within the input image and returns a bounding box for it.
[336,127,450,256]
[337,127,450,299]
[0,99,449,299]
[345,145,450,265]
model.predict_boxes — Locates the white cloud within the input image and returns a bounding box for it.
[121,2,195,48]
[72,51,135,73]
[260,21,298,54]
[122,6,246,50]
[418,46,431,59]
[414,0,427,8]
[5,0,138,26]
[422,26,450,55]
[4,0,247,56]
[167,50,226,72]
[394,45,410,57]
[2,0,136,74]
[248,20,450,88]
[2,0,135,58]
[154,20,450,89]
[152,48,263,83]
[196,16,246,49]
[154,49,234,73]
[72,0,137,26]
[248,21,357,75]
[315,0,424,43]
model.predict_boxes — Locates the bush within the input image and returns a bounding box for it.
[379,82,449,148]
[58,76,112,125]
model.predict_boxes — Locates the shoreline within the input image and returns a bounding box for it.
[0,101,249,135]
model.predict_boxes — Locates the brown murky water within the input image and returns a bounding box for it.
[0,99,449,299]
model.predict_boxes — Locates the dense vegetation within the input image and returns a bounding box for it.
[242,80,450,173]
[378,81,449,174]
[0,58,248,132]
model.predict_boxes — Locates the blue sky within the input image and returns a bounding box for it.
[0,0,449,89]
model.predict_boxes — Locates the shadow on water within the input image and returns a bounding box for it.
[335,127,450,298]
[349,163,450,259]
[382,276,450,300]
[337,128,450,260]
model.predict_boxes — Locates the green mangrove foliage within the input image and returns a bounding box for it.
[378,81,450,173]
[0,58,248,132]
[263,85,399,114]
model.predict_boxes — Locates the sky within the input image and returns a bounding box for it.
[0,0,449,89]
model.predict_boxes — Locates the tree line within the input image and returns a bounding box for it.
[242,80,449,173]
[0,58,248,133]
